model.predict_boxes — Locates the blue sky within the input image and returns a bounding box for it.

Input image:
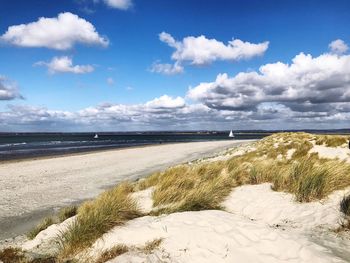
[0,0,350,131]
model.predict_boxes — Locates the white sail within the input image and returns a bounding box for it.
[229,130,234,138]
[94,134,99,139]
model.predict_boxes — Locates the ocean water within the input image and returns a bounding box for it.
[0,132,267,161]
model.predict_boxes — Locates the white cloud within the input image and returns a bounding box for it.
[145,95,185,109]
[150,61,184,75]
[35,56,94,74]
[159,32,269,65]
[0,12,108,50]
[0,76,23,100]
[329,39,348,54]
[107,77,115,85]
[103,0,132,10]
[188,41,350,116]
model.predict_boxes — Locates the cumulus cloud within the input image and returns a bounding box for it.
[145,95,185,109]
[158,32,269,65]
[0,76,23,100]
[188,43,350,116]
[329,39,348,54]
[35,56,94,74]
[0,12,108,50]
[150,61,184,75]
[103,0,132,10]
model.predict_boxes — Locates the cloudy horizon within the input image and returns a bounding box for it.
[0,0,349,132]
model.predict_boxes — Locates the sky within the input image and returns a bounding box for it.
[0,0,349,132]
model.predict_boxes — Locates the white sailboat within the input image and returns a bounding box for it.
[228,130,235,138]
[94,133,99,139]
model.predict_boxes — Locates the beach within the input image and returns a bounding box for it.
[1,133,350,262]
[0,140,251,240]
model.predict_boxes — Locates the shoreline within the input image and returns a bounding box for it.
[0,139,255,240]
[0,139,252,164]
[0,141,181,164]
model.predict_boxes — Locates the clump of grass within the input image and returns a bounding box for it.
[291,141,313,159]
[0,247,25,263]
[95,238,163,263]
[0,247,58,263]
[340,195,350,230]
[59,182,142,258]
[315,135,348,147]
[340,195,350,217]
[136,172,162,191]
[267,157,350,202]
[27,217,55,240]
[150,162,235,214]
[95,244,129,263]
[141,238,163,254]
[294,162,328,202]
[58,205,77,222]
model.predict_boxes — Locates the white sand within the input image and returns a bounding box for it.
[223,183,349,230]
[22,217,76,254]
[131,187,154,214]
[0,140,248,239]
[85,210,346,263]
[310,145,350,163]
[21,183,350,262]
[78,184,349,262]
[286,148,296,159]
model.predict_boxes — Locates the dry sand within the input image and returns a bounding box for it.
[27,183,347,262]
[0,140,251,240]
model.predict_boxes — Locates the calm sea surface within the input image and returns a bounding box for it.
[0,132,267,161]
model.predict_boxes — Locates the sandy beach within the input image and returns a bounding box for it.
[0,140,251,240]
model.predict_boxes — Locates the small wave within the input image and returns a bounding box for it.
[0,142,27,148]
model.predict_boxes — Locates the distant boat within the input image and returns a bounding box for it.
[94,134,99,139]
[228,130,235,138]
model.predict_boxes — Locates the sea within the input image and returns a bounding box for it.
[0,130,348,161]
[0,131,267,161]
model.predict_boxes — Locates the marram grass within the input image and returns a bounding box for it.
[58,182,142,258]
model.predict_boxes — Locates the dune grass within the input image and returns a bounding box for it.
[340,195,350,216]
[0,247,25,263]
[58,182,143,259]
[139,132,350,214]
[27,205,78,241]
[146,162,235,214]
[0,247,57,263]
[315,135,348,147]
[95,238,163,263]
[339,195,350,230]
[58,205,77,223]
[95,244,129,263]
